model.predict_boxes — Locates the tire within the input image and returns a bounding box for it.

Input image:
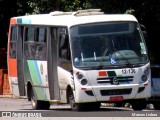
[153,103,160,110]
[131,100,146,111]
[68,90,101,111]
[68,90,84,111]
[31,88,50,110]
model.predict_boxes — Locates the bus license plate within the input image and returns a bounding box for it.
[109,96,123,101]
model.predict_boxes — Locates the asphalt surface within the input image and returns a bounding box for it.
[0,95,160,120]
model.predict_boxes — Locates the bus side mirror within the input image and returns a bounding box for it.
[140,24,147,40]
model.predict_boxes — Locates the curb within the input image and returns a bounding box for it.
[0,94,12,98]
[0,95,27,99]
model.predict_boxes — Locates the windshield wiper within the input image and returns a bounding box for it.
[113,50,132,67]
[96,48,109,69]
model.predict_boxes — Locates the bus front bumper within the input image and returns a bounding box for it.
[74,83,151,103]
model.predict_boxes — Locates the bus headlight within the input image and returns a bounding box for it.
[75,71,88,86]
[141,75,147,82]
[141,67,150,82]
[144,69,149,75]
[81,79,88,85]
[78,74,83,80]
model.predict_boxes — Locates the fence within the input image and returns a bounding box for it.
[0,48,10,95]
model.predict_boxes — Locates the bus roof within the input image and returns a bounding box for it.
[11,10,138,27]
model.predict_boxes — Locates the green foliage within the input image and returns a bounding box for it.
[18,0,92,14]
[56,0,92,12]
[124,9,135,14]
[17,0,60,15]
[60,0,81,11]
[3,0,160,64]
[27,1,40,14]
[26,0,55,14]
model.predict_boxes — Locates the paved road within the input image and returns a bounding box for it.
[0,96,160,120]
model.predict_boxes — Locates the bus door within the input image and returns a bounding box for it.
[8,25,25,96]
[8,26,18,96]
[17,26,25,96]
[47,27,60,100]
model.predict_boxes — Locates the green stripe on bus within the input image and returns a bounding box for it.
[107,71,117,77]
[27,60,45,100]
[17,18,22,23]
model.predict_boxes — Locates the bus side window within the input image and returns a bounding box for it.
[38,27,46,42]
[58,31,72,71]
[24,27,36,59]
[10,26,17,58]
[35,44,46,60]
[59,34,70,60]
[35,27,47,60]
[26,27,35,42]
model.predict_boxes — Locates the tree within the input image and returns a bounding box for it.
[88,0,160,64]
[59,0,92,11]
[0,0,17,48]
[17,0,59,15]
[24,0,92,14]
[1,0,160,64]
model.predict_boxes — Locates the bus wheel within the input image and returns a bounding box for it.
[68,90,83,111]
[131,100,146,111]
[31,88,50,110]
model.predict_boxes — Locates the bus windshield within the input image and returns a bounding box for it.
[70,22,148,68]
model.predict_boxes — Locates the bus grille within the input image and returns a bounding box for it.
[97,76,133,84]
[100,88,132,96]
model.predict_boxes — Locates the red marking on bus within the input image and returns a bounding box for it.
[99,71,107,76]
[10,18,17,24]
[109,96,123,102]
[81,88,87,90]
[76,72,80,75]
[144,83,148,87]
[8,59,17,77]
